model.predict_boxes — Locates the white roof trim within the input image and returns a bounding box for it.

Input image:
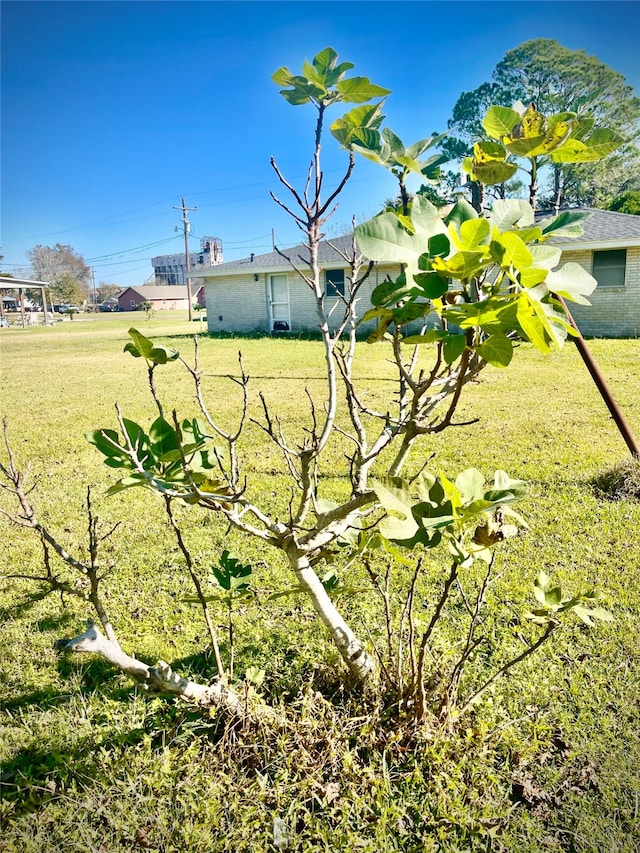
[557,238,639,251]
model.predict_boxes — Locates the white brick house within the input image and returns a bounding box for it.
[189,210,640,338]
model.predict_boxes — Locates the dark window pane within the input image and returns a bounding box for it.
[593,249,626,288]
[325,269,345,297]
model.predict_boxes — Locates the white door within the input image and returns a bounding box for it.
[269,274,290,331]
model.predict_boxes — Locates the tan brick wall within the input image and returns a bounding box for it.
[560,247,640,338]
[205,263,403,335]
[204,249,640,339]
[205,274,268,333]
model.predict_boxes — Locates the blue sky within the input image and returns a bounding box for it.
[2,0,639,286]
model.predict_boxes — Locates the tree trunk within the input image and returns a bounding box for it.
[287,548,375,682]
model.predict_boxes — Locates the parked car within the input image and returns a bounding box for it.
[0,317,10,328]
[52,304,80,314]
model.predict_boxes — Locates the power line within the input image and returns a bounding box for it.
[86,234,181,262]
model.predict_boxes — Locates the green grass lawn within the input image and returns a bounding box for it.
[1,314,639,851]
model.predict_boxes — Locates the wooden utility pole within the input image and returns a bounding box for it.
[173,196,197,322]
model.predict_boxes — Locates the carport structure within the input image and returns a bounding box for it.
[0,276,51,327]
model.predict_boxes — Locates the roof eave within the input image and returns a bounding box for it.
[557,237,640,251]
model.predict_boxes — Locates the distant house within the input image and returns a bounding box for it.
[190,209,640,338]
[117,285,205,312]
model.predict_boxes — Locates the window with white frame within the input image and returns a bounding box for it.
[592,249,626,288]
[325,268,345,297]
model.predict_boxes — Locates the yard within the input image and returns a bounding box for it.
[1,313,639,851]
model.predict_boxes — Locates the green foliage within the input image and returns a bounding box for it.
[273,47,389,108]
[463,102,623,186]
[526,571,613,627]
[123,327,179,365]
[86,414,229,500]
[372,468,526,563]
[356,196,596,357]
[607,190,640,215]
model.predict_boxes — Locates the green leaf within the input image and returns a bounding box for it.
[444,198,477,232]
[381,127,405,156]
[413,271,449,299]
[529,245,562,270]
[443,333,467,365]
[356,196,446,284]
[125,328,179,365]
[432,251,486,281]
[546,262,597,305]
[402,328,447,345]
[372,479,419,542]
[539,210,589,239]
[545,586,562,606]
[311,47,338,75]
[489,199,534,230]
[482,106,521,139]
[454,468,486,504]
[370,275,415,308]
[149,417,179,459]
[492,231,532,269]
[444,297,516,334]
[335,77,391,103]
[516,293,553,354]
[552,127,624,163]
[245,666,266,687]
[272,66,294,87]
[476,333,513,368]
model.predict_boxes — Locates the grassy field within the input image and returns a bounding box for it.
[1,312,639,852]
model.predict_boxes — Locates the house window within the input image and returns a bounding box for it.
[131,299,136,307]
[325,269,345,297]
[592,249,626,288]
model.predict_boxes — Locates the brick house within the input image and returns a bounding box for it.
[117,285,205,312]
[189,210,640,338]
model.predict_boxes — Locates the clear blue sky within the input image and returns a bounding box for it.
[2,0,639,287]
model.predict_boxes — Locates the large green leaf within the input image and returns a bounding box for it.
[125,328,179,365]
[546,262,597,304]
[516,293,553,354]
[489,199,534,231]
[443,334,467,365]
[492,232,532,270]
[149,417,180,461]
[476,333,513,368]
[454,468,485,504]
[373,479,420,542]
[443,198,478,232]
[444,298,516,333]
[355,196,446,284]
[450,218,491,252]
[471,156,518,185]
[482,106,521,139]
[538,209,590,239]
[335,77,391,103]
[529,245,562,270]
[432,251,486,281]
[413,271,449,299]
[551,128,624,163]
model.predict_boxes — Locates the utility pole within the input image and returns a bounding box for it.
[173,196,197,322]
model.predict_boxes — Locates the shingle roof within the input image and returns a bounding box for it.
[190,235,357,275]
[120,285,203,299]
[539,208,640,245]
[193,209,640,277]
